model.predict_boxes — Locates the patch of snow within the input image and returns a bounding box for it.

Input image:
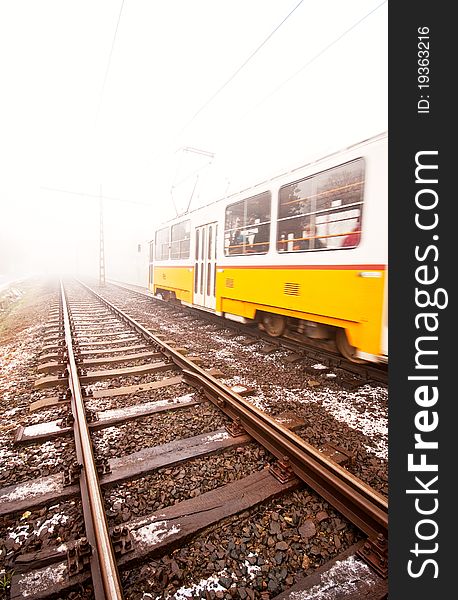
[0,475,61,503]
[169,554,261,600]
[244,553,261,579]
[16,562,67,597]
[287,555,377,600]
[132,520,181,547]
[87,381,111,391]
[35,512,69,537]
[223,376,387,459]
[24,420,63,436]
[0,439,68,476]
[98,393,195,421]
[202,431,229,443]
[171,572,227,599]
[231,385,248,394]
[95,425,124,454]
[8,524,30,542]
[317,386,388,459]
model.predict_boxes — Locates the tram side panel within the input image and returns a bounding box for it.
[150,220,194,303]
[153,264,193,303]
[214,141,387,361]
[215,264,386,358]
[149,134,387,362]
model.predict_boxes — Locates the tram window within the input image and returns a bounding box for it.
[224,191,271,256]
[171,220,191,259]
[154,227,170,260]
[277,159,364,252]
[149,241,154,262]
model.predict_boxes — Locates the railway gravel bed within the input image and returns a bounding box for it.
[83,383,192,413]
[92,402,230,460]
[103,444,272,525]
[123,488,360,600]
[95,284,388,494]
[1,280,387,599]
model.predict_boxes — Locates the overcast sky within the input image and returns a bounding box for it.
[0,0,387,282]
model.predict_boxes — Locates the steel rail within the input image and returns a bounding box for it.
[60,281,124,600]
[184,369,387,539]
[78,280,388,541]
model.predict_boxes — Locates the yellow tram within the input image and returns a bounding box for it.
[149,133,388,363]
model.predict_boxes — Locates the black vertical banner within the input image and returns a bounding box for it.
[389,2,454,599]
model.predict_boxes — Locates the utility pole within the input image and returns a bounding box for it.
[41,186,151,282]
[99,186,106,286]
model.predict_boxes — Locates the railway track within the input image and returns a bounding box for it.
[0,280,388,599]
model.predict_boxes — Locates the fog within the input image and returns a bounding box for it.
[0,0,387,287]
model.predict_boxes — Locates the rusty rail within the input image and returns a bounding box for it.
[184,369,387,539]
[60,281,124,600]
[79,280,388,542]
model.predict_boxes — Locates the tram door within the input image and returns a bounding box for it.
[194,223,218,310]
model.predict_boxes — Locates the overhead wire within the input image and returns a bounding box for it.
[89,0,385,214]
[95,0,126,127]
[173,0,305,139]
[152,0,384,167]
[40,186,151,207]
[166,0,387,215]
[240,0,388,118]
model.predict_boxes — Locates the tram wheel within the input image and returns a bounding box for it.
[262,314,287,337]
[335,329,365,363]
